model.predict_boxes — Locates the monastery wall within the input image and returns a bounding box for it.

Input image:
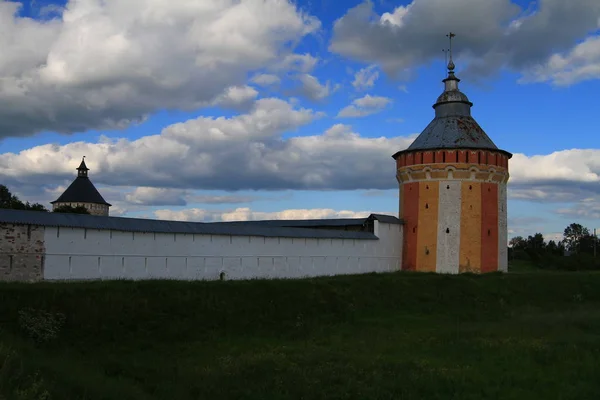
[0,223,45,282]
[1,221,402,282]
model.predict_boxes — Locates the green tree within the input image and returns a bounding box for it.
[563,223,590,253]
[527,233,545,251]
[578,234,600,255]
[0,184,48,211]
[53,205,90,215]
[546,240,558,254]
[509,236,527,250]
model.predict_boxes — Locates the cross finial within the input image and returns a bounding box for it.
[446,32,456,72]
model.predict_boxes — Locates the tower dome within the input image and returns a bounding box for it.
[392,33,512,274]
[50,157,111,216]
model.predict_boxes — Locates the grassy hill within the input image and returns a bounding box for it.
[2,269,600,399]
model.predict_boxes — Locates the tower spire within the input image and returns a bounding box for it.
[77,156,89,178]
[446,32,456,73]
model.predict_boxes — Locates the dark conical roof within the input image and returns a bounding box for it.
[393,62,511,159]
[77,158,89,171]
[51,159,111,206]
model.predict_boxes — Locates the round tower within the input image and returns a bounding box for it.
[392,40,512,274]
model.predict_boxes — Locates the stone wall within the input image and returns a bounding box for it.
[42,221,402,281]
[52,202,109,216]
[0,223,45,282]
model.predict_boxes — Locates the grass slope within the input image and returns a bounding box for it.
[2,270,600,399]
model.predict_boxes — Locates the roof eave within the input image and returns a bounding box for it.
[392,146,513,160]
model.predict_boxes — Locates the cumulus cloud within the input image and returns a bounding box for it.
[209,85,259,110]
[352,64,380,90]
[124,187,258,206]
[520,36,600,86]
[556,198,600,220]
[329,0,600,83]
[508,149,600,202]
[337,94,392,118]
[125,187,188,206]
[0,98,413,193]
[251,74,281,87]
[153,207,391,222]
[0,0,319,139]
[274,53,319,74]
[297,74,334,101]
[2,87,599,217]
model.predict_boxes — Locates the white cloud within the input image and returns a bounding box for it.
[154,207,392,222]
[2,89,599,218]
[0,0,320,138]
[352,65,380,91]
[337,94,392,118]
[0,99,413,193]
[124,187,257,206]
[274,53,319,73]
[510,150,600,185]
[329,0,600,84]
[556,198,600,220]
[251,74,281,86]
[125,187,188,206]
[380,3,413,27]
[210,85,258,109]
[297,74,333,101]
[520,36,600,86]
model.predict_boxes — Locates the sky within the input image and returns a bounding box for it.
[0,0,599,243]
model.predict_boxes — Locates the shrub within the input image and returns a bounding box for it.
[17,308,66,345]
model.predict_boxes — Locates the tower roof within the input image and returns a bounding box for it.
[393,34,511,159]
[77,157,89,171]
[51,159,111,206]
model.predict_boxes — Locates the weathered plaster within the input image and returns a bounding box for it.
[0,223,45,282]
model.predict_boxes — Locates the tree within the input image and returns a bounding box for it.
[0,184,48,212]
[579,233,600,255]
[53,205,90,215]
[509,236,527,250]
[526,233,545,251]
[563,223,590,253]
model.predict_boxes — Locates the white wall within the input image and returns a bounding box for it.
[42,221,403,281]
[498,183,508,272]
[436,180,461,274]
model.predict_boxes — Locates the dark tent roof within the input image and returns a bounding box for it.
[392,65,512,159]
[51,177,111,206]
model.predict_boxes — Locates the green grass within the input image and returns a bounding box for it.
[2,271,600,399]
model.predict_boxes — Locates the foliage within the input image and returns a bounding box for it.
[563,223,591,253]
[0,184,48,212]
[509,222,598,271]
[17,308,66,345]
[2,274,600,399]
[52,205,90,215]
[0,346,51,400]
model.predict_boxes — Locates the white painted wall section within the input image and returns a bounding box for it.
[42,221,403,281]
[498,183,508,272]
[436,180,462,274]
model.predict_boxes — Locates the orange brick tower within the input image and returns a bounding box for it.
[392,34,512,273]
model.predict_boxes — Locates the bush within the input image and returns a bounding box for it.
[17,308,66,345]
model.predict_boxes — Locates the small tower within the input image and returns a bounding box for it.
[392,33,512,274]
[50,157,112,216]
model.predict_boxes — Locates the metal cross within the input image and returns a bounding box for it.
[446,32,456,65]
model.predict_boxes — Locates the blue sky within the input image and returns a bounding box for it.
[1,0,599,242]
